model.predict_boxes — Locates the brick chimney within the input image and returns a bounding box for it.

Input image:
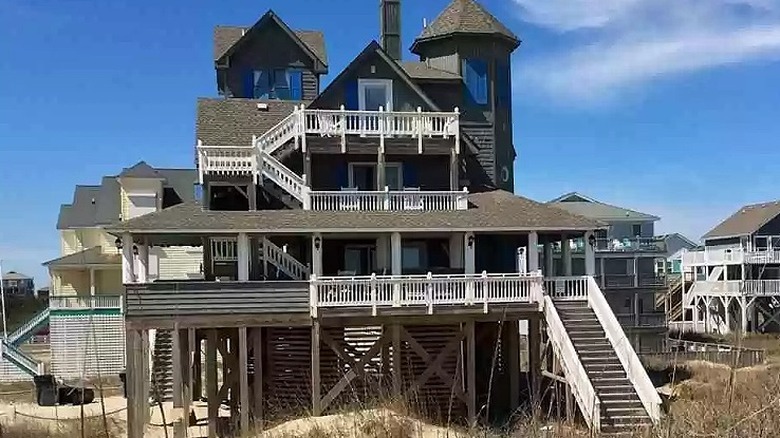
[380,0,402,61]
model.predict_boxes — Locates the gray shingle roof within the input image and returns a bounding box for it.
[43,247,121,268]
[108,190,602,234]
[2,271,31,280]
[548,192,660,222]
[57,164,197,230]
[196,98,304,146]
[415,0,518,44]
[213,26,327,66]
[119,161,164,179]
[703,200,780,239]
[400,61,461,80]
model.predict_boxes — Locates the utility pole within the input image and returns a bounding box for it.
[0,260,7,340]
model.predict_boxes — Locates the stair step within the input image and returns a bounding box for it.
[601,398,643,408]
[604,406,648,416]
[601,415,653,427]
[594,385,636,395]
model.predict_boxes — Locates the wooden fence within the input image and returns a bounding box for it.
[641,349,765,368]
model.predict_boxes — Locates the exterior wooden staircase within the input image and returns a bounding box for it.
[151,330,174,402]
[544,276,662,435]
[554,301,653,434]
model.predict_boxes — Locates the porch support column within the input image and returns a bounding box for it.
[561,233,572,276]
[449,233,464,269]
[376,235,389,273]
[528,231,539,273]
[238,233,250,282]
[391,232,402,305]
[89,268,96,296]
[312,233,323,276]
[137,241,149,283]
[377,136,386,190]
[121,233,135,284]
[464,232,475,274]
[584,231,596,276]
[449,148,459,191]
[391,232,402,275]
[633,257,639,288]
[543,239,554,277]
[741,296,748,334]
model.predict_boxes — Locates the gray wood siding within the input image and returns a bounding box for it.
[419,82,462,112]
[757,214,780,236]
[222,24,319,100]
[461,123,496,183]
[313,51,433,111]
[310,154,451,191]
[415,36,516,191]
[609,221,655,239]
[125,281,309,318]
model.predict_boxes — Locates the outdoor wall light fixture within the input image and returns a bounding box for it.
[132,245,139,256]
[314,236,321,251]
[467,235,474,248]
[588,234,597,247]
[115,238,123,249]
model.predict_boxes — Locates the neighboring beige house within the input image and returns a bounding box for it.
[0,162,203,381]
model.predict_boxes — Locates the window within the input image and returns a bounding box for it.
[348,163,402,190]
[632,224,642,237]
[248,69,303,100]
[402,243,426,271]
[358,79,393,111]
[462,59,488,105]
[344,245,375,275]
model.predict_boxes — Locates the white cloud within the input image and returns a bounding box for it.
[513,0,780,103]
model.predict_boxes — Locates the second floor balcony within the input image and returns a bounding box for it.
[306,187,468,211]
[554,237,667,255]
[197,106,464,213]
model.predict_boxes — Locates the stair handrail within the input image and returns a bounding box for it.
[261,237,310,280]
[586,276,663,423]
[254,110,301,156]
[1,340,43,376]
[257,150,306,202]
[8,307,50,344]
[543,296,601,432]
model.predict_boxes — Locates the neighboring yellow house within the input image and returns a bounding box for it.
[31,161,203,380]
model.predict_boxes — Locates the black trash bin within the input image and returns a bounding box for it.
[119,371,127,398]
[70,387,95,405]
[33,375,57,406]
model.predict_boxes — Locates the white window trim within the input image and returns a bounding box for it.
[358,78,393,111]
[347,162,403,190]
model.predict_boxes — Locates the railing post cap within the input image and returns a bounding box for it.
[454,106,460,114]
[417,107,422,112]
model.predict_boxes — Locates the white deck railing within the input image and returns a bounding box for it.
[211,237,238,262]
[745,249,780,264]
[7,308,50,344]
[1,341,44,376]
[302,107,459,146]
[682,247,745,266]
[310,272,543,316]
[308,188,468,211]
[544,276,590,300]
[197,143,256,184]
[690,280,780,297]
[261,237,310,280]
[49,295,123,310]
[543,295,601,431]
[586,277,663,424]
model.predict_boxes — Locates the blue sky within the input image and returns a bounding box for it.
[1,0,779,285]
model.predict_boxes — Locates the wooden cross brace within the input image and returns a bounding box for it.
[401,327,468,404]
[318,329,391,412]
[756,301,780,330]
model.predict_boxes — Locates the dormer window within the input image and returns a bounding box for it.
[248,69,303,100]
